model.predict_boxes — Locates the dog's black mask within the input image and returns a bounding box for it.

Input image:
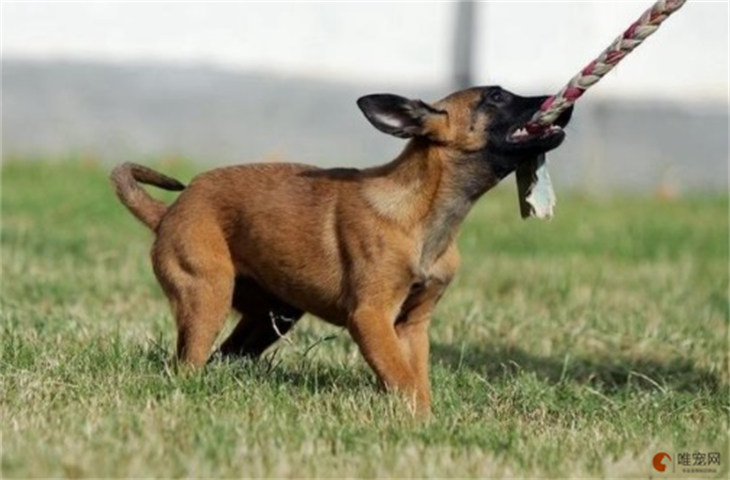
[479,86,573,178]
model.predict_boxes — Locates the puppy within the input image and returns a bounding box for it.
[111,86,572,415]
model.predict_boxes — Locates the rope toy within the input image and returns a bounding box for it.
[515,0,687,218]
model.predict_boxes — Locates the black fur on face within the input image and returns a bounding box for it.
[476,86,573,178]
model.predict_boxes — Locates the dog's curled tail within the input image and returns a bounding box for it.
[110,162,186,231]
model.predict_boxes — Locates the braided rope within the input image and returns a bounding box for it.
[523,0,687,134]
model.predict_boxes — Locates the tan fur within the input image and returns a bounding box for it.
[111,88,514,416]
[111,162,185,229]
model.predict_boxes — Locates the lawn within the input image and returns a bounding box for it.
[1,159,728,478]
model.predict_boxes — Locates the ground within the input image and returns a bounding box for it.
[1,159,728,478]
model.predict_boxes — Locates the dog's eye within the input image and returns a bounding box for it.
[487,89,505,103]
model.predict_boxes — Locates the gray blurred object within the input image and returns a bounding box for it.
[453,1,476,90]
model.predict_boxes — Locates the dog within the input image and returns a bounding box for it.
[111,86,572,415]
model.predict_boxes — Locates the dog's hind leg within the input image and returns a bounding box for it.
[219,308,302,359]
[153,224,235,368]
[218,277,304,358]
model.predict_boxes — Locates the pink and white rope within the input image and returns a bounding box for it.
[522,0,687,134]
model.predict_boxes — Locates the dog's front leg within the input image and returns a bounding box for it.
[394,291,440,416]
[393,282,452,416]
[348,304,426,415]
[394,244,459,414]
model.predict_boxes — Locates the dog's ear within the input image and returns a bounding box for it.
[357,94,446,139]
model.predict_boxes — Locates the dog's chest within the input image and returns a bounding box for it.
[419,161,496,269]
[419,195,470,270]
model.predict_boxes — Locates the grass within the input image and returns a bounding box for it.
[1,158,728,478]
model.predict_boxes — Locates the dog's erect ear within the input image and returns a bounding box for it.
[357,94,446,139]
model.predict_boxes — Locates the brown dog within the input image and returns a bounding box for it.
[111,86,572,415]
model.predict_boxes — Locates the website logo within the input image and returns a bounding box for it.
[653,452,671,472]
[652,450,721,474]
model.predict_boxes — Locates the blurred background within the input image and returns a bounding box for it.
[2,1,728,193]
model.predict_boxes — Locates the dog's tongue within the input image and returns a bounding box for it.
[515,153,555,219]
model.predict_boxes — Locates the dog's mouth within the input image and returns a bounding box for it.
[506,124,565,144]
[498,123,566,154]
[501,105,573,153]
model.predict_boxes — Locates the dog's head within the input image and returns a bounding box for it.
[357,86,573,179]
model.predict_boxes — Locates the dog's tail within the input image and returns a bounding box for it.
[110,162,186,231]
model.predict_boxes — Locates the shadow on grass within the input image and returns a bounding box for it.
[139,335,725,397]
[431,341,726,395]
[134,338,374,398]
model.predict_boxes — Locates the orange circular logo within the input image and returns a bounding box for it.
[653,452,672,472]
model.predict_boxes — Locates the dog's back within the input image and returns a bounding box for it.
[154,163,365,325]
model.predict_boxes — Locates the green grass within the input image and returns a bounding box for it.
[2,158,728,478]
